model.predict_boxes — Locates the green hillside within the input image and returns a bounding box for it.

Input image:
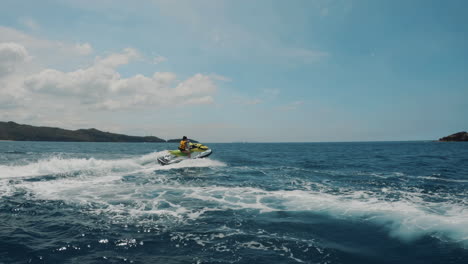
[0,121,166,142]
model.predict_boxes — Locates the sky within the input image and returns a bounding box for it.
[0,0,467,142]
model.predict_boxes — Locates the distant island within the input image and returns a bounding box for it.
[438,131,468,142]
[0,121,172,142]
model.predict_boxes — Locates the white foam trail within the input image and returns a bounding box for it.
[0,156,139,179]
[0,151,224,179]
[3,152,466,246]
[186,187,468,245]
[0,151,157,179]
[0,151,225,203]
[278,190,468,243]
[18,173,468,246]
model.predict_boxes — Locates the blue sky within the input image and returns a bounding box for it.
[0,0,467,142]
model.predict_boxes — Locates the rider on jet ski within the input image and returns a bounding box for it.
[157,137,212,165]
[179,136,191,158]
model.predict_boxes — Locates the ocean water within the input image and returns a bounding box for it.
[0,141,467,264]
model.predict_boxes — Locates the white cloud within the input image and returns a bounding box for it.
[0,42,29,77]
[95,48,139,68]
[0,30,97,112]
[0,27,224,136]
[0,26,92,56]
[153,72,177,86]
[184,96,214,105]
[24,48,138,97]
[22,48,220,110]
[74,43,93,55]
[174,74,217,96]
[0,26,94,68]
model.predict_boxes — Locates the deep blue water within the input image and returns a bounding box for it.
[0,141,467,264]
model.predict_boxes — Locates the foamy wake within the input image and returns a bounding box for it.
[1,152,467,247]
[15,182,468,246]
[0,151,225,198]
[0,156,141,179]
[0,151,224,179]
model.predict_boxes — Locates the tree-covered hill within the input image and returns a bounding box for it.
[0,121,166,142]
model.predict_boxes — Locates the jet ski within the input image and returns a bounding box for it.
[157,143,213,165]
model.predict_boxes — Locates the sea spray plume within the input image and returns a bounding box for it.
[0,155,140,179]
[0,150,173,179]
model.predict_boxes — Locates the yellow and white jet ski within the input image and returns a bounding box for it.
[157,143,212,165]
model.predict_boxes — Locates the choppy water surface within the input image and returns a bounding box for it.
[0,141,467,263]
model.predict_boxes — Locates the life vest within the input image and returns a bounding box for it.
[179,140,188,150]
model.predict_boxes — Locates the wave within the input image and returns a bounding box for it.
[2,151,30,154]
[415,175,468,183]
[313,169,468,183]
